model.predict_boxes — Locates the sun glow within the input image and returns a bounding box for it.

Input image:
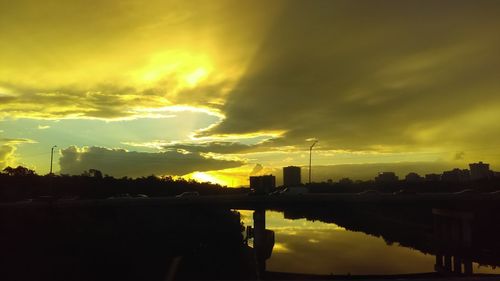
[184,67,209,87]
[141,63,180,82]
[187,168,250,187]
[191,171,226,186]
[136,51,212,87]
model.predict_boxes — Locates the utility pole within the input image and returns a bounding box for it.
[50,145,57,175]
[308,140,317,184]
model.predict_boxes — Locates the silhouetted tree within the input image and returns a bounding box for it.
[2,166,36,176]
[1,166,13,175]
[81,169,103,179]
[0,166,249,202]
[88,169,103,179]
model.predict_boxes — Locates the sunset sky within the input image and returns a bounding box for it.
[1,0,500,186]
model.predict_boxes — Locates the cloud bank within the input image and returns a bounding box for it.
[0,138,35,168]
[59,146,243,178]
[0,144,15,168]
[3,0,500,174]
[162,141,253,154]
[200,1,500,153]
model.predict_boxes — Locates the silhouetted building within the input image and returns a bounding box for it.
[283,166,301,187]
[375,172,398,183]
[469,161,492,180]
[327,179,333,185]
[441,169,470,182]
[425,173,441,182]
[250,175,276,195]
[405,172,424,183]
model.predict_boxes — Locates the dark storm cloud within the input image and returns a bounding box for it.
[160,139,305,155]
[0,96,16,103]
[0,0,270,120]
[59,146,243,178]
[162,141,253,154]
[3,0,500,171]
[204,0,500,153]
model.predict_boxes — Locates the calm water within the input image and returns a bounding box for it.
[238,210,500,276]
[2,204,500,280]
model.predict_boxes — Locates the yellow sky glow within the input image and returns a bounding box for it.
[2,0,500,179]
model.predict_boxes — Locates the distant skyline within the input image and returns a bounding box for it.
[2,0,500,186]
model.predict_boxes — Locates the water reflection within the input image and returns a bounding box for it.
[246,209,275,278]
[1,203,499,280]
[433,208,474,275]
[241,210,435,275]
[240,207,500,277]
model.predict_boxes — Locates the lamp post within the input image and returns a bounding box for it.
[308,140,318,184]
[50,145,57,175]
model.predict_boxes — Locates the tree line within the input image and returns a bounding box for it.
[0,166,247,202]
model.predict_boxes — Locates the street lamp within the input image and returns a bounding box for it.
[50,145,57,175]
[308,140,318,184]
